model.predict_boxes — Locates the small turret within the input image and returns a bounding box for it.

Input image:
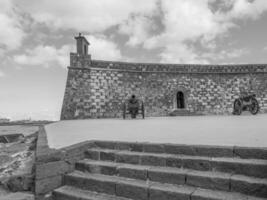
[75,33,89,55]
[70,33,91,68]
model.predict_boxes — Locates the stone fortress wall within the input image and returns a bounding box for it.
[60,35,267,120]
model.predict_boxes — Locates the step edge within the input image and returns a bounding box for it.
[77,159,267,185]
[63,172,267,200]
[53,185,133,200]
[86,148,267,164]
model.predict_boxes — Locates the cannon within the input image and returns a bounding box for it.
[123,95,145,119]
[233,94,259,115]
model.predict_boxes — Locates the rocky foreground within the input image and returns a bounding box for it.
[0,129,37,200]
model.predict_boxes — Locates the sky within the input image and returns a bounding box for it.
[0,0,267,121]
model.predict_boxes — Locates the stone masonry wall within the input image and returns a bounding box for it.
[60,54,267,119]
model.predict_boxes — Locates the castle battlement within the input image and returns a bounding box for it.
[69,56,267,74]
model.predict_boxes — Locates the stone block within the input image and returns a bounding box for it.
[166,157,183,168]
[95,141,116,149]
[193,145,234,157]
[63,141,95,160]
[36,149,64,164]
[118,166,148,180]
[116,153,140,164]
[84,150,99,160]
[234,147,267,159]
[164,144,195,156]
[115,142,134,151]
[140,155,166,166]
[148,168,185,185]
[149,183,192,200]
[186,171,230,191]
[35,175,62,195]
[76,162,117,176]
[64,174,116,195]
[143,143,165,153]
[211,159,267,178]
[100,151,116,161]
[116,181,148,200]
[191,188,227,200]
[115,142,143,152]
[183,157,211,171]
[131,143,144,152]
[230,175,267,198]
[36,161,71,180]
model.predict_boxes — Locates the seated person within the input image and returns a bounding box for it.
[128,95,139,118]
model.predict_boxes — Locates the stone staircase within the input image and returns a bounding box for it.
[52,141,267,200]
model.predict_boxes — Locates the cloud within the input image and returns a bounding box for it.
[160,44,209,64]
[15,0,157,32]
[202,48,250,60]
[0,70,5,77]
[142,0,232,63]
[118,8,161,47]
[13,45,74,68]
[86,35,122,61]
[0,0,26,51]
[225,0,267,20]
[6,0,267,66]
[140,0,267,63]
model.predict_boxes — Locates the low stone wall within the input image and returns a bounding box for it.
[35,126,95,198]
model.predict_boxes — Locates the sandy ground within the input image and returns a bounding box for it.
[0,126,39,137]
[45,114,267,149]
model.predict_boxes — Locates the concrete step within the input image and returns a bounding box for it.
[85,148,267,178]
[169,109,199,116]
[53,185,133,200]
[76,159,267,198]
[63,171,267,200]
[92,140,267,159]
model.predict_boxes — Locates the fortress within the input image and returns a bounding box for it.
[40,36,267,199]
[60,34,267,119]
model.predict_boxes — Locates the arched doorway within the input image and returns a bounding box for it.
[176,91,185,109]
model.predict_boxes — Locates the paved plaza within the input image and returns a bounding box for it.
[45,114,267,149]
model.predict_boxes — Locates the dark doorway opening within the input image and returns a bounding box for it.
[84,45,87,54]
[177,91,185,109]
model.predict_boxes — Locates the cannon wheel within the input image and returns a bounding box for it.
[250,98,259,115]
[141,102,145,119]
[233,99,242,115]
[123,102,126,119]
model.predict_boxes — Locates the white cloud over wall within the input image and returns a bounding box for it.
[6,0,267,65]
[225,0,267,20]
[140,0,267,63]
[15,0,157,32]
[0,0,26,51]
[142,0,231,63]
[86,35,122,61]
[160,44,209,64]
[0,70,5,77]
[118,13,160,47]
[13,45,74,68]
[13,35,122,67]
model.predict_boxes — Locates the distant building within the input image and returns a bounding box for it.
[0,118,10,123]
[61,34,267,119]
